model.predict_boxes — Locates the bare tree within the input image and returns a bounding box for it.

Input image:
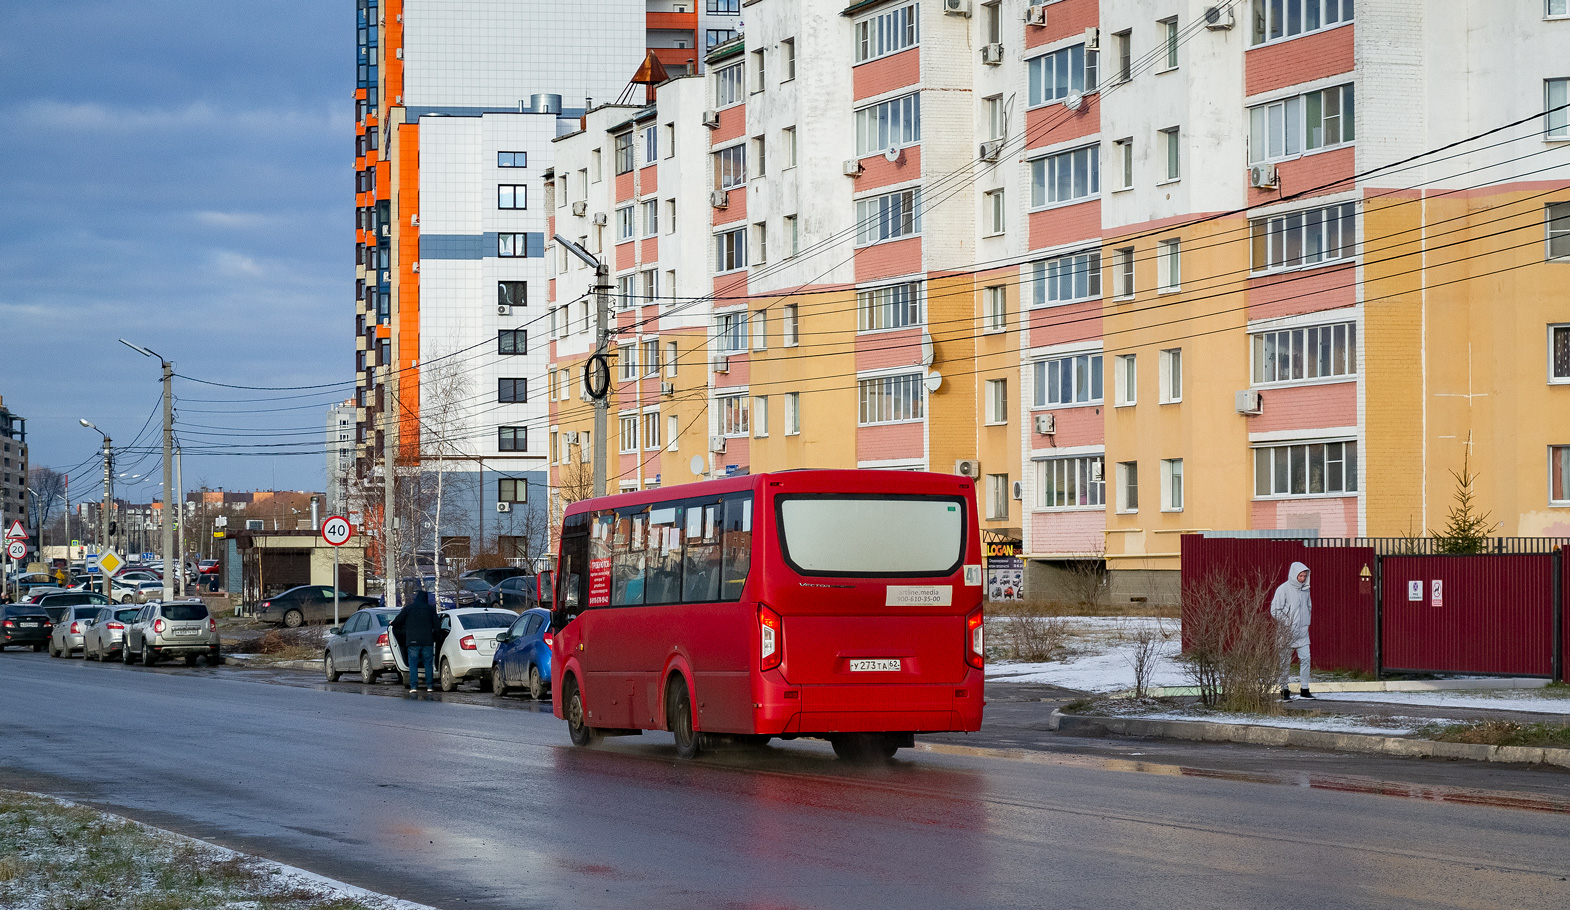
[419,344,474,579]
[1125,620,1171,699]
[27,467,66,535]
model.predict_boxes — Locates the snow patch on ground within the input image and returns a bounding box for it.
[1313,690,1570,715]
[987,617,1188,693]
[1134,711,1429,736]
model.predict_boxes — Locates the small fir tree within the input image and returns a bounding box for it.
[1430,452,1498,554]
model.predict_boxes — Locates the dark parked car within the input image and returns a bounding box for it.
[485,574,540,611]
[254,585,377,628]
[461,566,528,587]
[0,605,52,651]
[36,592,112,615]
[379,575,458,611]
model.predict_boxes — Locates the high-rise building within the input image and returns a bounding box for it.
[326,400,356,513]
[542,0,1570,601]
[0,396,27,540]
[352,1,674,568]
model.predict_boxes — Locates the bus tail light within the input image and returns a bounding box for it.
[459,635,477,651]
[759,605,782,671]
[964,609,985,670]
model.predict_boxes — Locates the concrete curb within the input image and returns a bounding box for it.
[1050,710,1570,769]
[1142,678,1554,697]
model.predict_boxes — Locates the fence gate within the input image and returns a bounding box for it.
[1379,554,1558,678]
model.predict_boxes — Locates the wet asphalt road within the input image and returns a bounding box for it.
[1,652,1568,909]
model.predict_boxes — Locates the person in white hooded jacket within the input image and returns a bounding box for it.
[1270,561,1314,700]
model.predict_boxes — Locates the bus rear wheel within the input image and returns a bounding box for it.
[831,733,901,763]
[667,676,701,760]
[564,675,601,747]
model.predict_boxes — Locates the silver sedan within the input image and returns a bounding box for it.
[83,606,144,661]
[323,607,401,684]
[48,605,112,658]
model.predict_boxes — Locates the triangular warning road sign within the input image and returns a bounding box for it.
[4,520,24,540]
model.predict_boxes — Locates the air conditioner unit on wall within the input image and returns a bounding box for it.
[1249,164,1279,188]
[661,382,675,396]
[981,43,1004,65]
[1034,413,1056,435]
[1204,5,1235,29]
[496,502,511,513]
[497,304,512,316]
[565,431,579,444]
[711,355,729,373]
[942,0,971,16]
[1235,389,1264,415]
[1084,27,1100,51]
[591,212,608,225]
[843,159,864,177]
[702,109,721,128]
[1012,480,1024,501]
[1089,461,1104,482]
[955,459,981,478]
[1025,5,1047,26]
[979,140,1004,162]
[710,189,730,208]
[710,436,727,454]
[571,200,588,216]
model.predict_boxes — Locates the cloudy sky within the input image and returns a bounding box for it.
[0,0,349,499]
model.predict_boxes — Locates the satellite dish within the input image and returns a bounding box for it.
[920,332,934,366]
[689,455,706,477]
[925,371,943,393]
[884,145,903,164]
[1064,91,1083,112]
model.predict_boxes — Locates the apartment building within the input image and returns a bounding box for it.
[0,396,26,539]
[326,400,356,513]
[540,0,1570,602]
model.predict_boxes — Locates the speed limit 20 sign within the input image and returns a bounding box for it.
[5,540,24,561]
[321,515,354,547]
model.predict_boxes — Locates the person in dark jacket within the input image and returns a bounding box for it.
[390,590,439,693]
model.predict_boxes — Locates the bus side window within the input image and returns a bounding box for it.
[682,503,722,602]
[719,494,753,601]
[645,506,683,605]
[556,514,590,624]
[612,511,646,606]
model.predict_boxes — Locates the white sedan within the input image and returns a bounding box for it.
[388,607,519,692]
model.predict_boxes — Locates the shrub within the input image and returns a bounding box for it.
[1180,570,1283,713]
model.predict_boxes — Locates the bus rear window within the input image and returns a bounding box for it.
[776,496,966,577]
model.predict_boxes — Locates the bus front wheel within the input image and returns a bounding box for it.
[831,734,901,763]
[667,676,701,760]
[564,675,601,747]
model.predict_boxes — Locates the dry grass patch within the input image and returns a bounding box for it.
[984,601,1070,662]
[229,628,322,662]
[1426,720,1570,748]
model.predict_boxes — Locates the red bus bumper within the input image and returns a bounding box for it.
[752,668,985,736]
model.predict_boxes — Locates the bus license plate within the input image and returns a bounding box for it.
[849,659,901,673]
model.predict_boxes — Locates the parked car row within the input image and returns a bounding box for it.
[323,605,554,700]
[259,569,546,630]
[1,598,221,668]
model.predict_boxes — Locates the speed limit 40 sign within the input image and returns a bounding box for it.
[321,515,353,547]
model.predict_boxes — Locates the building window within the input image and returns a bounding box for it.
[984,188,1005,235]
[715,310,748,352]
[858,373,925,424]
[1162,459,1184,511]
[1033,353,1103,406]
[642,200,658,236]
[855,93,922,156]
[619,414,639,452]
[984,95,1005,140]
[855,188,922,246]
[616,206,635,242]
[753,396,769,436]
[707,28,737,49]
[784,215,799,257]
[715,62,744,106]
[619,339,639,380]
[750,135,767,176]
[1026,43,1098,107]
[1032,249,1101,307]
[1550,80,1570,139]
[855,2,919,63]
[1552,0,1570,17]
[1030,145,1100,207]
[985,379,1008,424]
[617,274,637,311]
[1114,138,1133,190]
[1160,17,1179,69]
[1037,455,1105,509]
[857,281,923,332]
[641,269,658,307]
[1250,202,1356,272]
[499,478,527,503]
[1255,441,1358,497]
[986,473,1010,521]
[498,378,527,403]
[498,233,532,257]
[667,415,679,450]
[753,222,768,265]
[1160,348,1183,403]
[1549,203,1570,260]
[714,143,746,190]
[1160,127,1180,181]
[642,126,658,165]
[665,199,677,234]
[716,227,748,272]
[497,150,527,168]
[498,185,527,209]
[781,38,796,80]
[984,285,1007,333]
[1113,246,1135,298]
[498,281,527,308]
[1252,321,1358,384]
[1552,446,1570,503]
[782,127,797,167]
[781,304,800,346]
[643,411,662,450]
[663,123,675,159]
[498,330,526,354]
[1250,0,1354,46]
[498,426,527,452]
[1112,30,1132,83]
[785,391,801,435]
[752,309,769,350]
[708,0,739,12]
[1114,354,1137,406]
[719,394,750,436]
[666,340,678,376]
[642,339,661,377]
[1157,238,1181,292]
[751,49,766,92]
[1248,85,1356,163]
[1117,461,1139,512]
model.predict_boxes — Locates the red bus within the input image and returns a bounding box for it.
[548,469,985,761]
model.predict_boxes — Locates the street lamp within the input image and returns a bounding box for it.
[79,419,112,598]
[120,338,175,602]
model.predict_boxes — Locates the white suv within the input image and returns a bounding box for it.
[124,600,222,667]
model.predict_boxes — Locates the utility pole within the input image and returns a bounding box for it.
[382,362,399,612]
[175,445,184,597]
[552,233,610,497]
[121,339,175,603]
[80,420,112,599]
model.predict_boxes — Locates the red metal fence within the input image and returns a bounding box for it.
[1181,536,1568,681]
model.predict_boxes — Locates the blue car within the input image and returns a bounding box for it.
[491,607,553,700]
